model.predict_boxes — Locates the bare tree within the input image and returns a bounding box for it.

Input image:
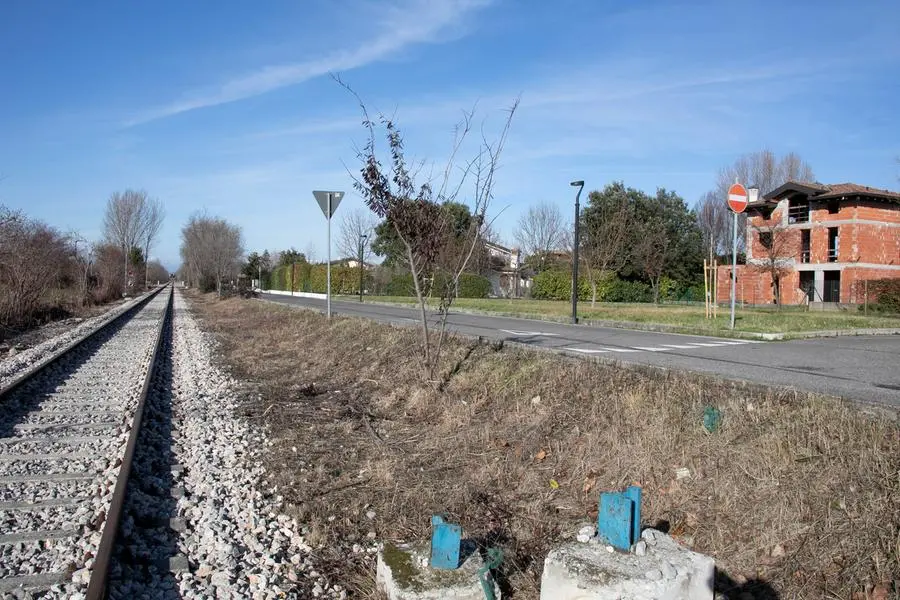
[145,260,169,284]
[634,219,670,303]
[750,221,799,307]
[179,213,244,296]
[0,214,72,329]
[103,189,149,294]
[337,208,376,263]
[93,243,125,302]
[696,190,730,264]
[139,198,165,288]
[580,187,632,306]
[514,202,564,268]
[342,76,517,374]
[303,243,318,264]
[716,150,814,253]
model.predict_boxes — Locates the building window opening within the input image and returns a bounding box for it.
[759,231,773,249]
[801,230,810,263]
[828,227,839,262]
[788,196,810,223]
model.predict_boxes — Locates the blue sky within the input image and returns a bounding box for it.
[2,0,899,269]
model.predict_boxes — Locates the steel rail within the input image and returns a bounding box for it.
[0,285,167,401]
[84,284,173,600]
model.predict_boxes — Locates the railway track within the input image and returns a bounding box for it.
[0,285,172,599]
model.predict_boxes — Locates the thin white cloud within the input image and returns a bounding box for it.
[126,0,492,126]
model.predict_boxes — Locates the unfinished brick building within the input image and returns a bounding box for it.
[716,181,900,306]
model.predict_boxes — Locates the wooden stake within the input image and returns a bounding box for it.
[713,260,718,319]
[703,259,709,319]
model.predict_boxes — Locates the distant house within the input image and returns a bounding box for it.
[342,258,375,270]
[483,241,529,297]
[716,181,900,305]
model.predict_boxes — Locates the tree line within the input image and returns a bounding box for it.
[514,150,815,304]
[0,189,167,337]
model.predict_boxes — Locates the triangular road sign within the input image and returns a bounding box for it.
[313,190,344,219]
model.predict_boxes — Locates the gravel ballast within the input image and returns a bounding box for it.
[0,292,155,390]
[0,290,170,599]
[109,289,342,600]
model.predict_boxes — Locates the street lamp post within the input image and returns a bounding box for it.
[570,180,584,324]
[358,234,368,303]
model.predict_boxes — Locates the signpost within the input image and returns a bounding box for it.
[726,182,748,330]
[313,190,344,320]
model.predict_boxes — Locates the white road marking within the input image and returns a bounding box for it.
[662,344,699,349]
[633,347,669,352]
[603,347,640,353]
[715,340,751,345]
[564,348,609,354]
[500,329,559,337]
[686,342,727,347]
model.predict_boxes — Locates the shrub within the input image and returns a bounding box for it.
[385,273,416,297]
[868,278,900,313]
[531,269,590,301]
[457,273,491,298]
[603,278,652,303]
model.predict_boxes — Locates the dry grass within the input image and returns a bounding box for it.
[188,292,899,599]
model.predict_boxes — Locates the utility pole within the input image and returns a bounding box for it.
[570,180,584,324]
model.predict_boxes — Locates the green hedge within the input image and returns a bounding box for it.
[269,263,370,294]
[603,278,652,303]
[531,269,655,303]
[531,270,590,301]
[457,273,491,298]
[869,278,900,313]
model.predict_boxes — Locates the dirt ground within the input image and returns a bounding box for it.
[186,292,899,599]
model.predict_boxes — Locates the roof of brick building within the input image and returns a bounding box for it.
[762,181,900,204]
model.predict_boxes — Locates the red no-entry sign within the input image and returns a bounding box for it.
[727,183,748,213]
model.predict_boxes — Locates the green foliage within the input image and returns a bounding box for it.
[580,181,703,291]
[658,276,678,302]
[457,273,491,298]
[532,269,590,301]
[370,201,478,267]
[680,284,706,303]
[277,248,306,267]
[869,278,900,313]
[602,278,652,303]
[385,273,416,296]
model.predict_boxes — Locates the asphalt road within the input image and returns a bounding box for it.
[260,293,900,410]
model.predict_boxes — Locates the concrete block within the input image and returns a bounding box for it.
[376,541,500,600]
[540,529,714,600]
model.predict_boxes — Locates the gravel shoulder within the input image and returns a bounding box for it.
[108,289,345,599]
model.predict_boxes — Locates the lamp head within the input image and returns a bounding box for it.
[570,180,584,187]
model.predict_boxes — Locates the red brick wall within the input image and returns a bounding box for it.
[748,200,898,266]
[714,265,804,305]
[715,266,900,305]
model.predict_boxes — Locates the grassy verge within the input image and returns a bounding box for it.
[343,295,900,335]
[189,292,899,599]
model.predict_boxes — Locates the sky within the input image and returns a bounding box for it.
[2,0,899,270]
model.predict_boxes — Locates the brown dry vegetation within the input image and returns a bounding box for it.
[187,292,899,599]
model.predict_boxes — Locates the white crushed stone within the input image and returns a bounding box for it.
[0,293,147,389]
[0,291,170,597]
[109,289,341,600]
